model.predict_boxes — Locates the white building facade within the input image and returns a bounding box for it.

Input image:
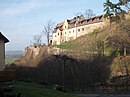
[52,15,105,45]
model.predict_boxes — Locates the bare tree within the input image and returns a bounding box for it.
[33,34,42,46]
[42,20,54,45]
[74,9,95,18]
[74,12,83,17]
[84,9,95,18]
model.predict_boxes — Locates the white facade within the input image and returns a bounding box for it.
[52,15,105,45]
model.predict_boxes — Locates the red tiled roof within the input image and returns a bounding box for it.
[53,15,104,32]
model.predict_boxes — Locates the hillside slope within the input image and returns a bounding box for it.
[13,14,130,92]
[56,15,130,56]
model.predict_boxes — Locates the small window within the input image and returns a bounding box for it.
[82,28,84,31]
[78,29,80,32]
[69,31,71,33]
[90,19,92,22]
[65,26,66,28]
[58,33,59,36]
[96,18,100,21]
[65,32,66,34]
[73,30,74,33]
[55,35,57,37]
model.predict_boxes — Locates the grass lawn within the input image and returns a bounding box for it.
[14,81,78,97]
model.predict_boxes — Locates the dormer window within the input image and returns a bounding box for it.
[89,19,92,22]
[96,17,101,21]
[99,16,102,20]
[92,18,95,21]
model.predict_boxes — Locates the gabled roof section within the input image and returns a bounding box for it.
[0,32,9,43]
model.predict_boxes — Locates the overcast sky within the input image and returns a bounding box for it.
[0,0,106,51]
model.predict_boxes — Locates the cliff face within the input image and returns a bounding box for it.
[15,44,96,67]
[15,45,49,67]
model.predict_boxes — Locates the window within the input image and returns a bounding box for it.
[69,31,71,33]
[96,18,100,21]
[65,26,66,28]
[89,19,92,22]
[58,33,59,36]
[65,32,66,34]
[55,35,57,37]
[82,28,84,31]
[78,29,80,32]
[73,30,74,33]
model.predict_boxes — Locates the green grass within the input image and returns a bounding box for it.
[5,57,18,64]
[13,81,78,97]
[56,42,75,50]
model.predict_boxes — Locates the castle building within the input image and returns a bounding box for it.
[0,32,9,71]
[52,15,105,45]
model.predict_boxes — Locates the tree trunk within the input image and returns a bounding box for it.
[47,33,49,46]
[124,47,127,56]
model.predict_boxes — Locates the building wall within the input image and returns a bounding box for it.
[52,29,62,45]
[52,18,105,45]
[0,40,5,71]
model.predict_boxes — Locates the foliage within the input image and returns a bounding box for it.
[111,56,130,76]
[103,0,127,23]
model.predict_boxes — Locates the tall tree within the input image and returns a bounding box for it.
[42,20,54,46]
[119,0,130,9]
[103,0,128,26]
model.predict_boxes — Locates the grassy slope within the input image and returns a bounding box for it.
[55,16,130,54]
[14,81,78,97]
[55,28,109,52]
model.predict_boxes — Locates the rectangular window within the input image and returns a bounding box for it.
[82,28,84,31]
[69,31,71,33]
[78,29,80,32]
